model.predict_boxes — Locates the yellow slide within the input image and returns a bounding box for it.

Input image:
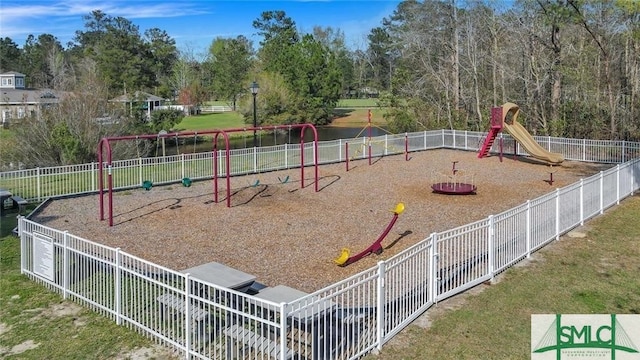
[500,103,564,165]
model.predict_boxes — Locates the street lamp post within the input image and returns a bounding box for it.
[250,81,259,147]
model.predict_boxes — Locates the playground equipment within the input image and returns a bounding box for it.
[98,124,319,226]
[545,165,556,185]
[334,202,405,267]
[431,161,477,195]
[345,109,410,170]
[478,102,564,164]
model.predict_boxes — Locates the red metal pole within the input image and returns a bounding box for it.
[346,142,349,171]
[213,131,231,207]
[223,132,231,207]
[368,109,372,166]
[405,134,409,161]
[98,138,105,221]
[300,139,305,189]
[298,124,319,192]
[213,137,219,204]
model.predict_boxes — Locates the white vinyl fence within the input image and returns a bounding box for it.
[2,130,638,204]
[11,129,640,360]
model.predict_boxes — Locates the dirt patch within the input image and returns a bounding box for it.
[42,302,84,318]
[0,340,40,356]
[116,345,178,360]
[0,323,10,336]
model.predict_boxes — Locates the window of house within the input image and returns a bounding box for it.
[16,78,24,87]
[17,107,25,118]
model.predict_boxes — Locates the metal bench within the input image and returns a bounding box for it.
[156,293,212,338]
[157,293,210,321]
[224,324,297,360]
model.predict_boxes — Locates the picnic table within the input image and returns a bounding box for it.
[157,262,257,340]
[181,261,256,291]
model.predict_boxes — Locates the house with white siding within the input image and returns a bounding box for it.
[0,71,68,127]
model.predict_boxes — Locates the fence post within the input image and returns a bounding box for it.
[384,134,388,156]
[19,217,25,274]
[376,261,386,350]
[184,274,191,358]
[138,157,142,187]
[441,129,445,148]
[280,303,288,360]
[424,131,428,150]
[36,167,41,202]
[526,201,531,258]
[616,164,620,205]
[91,162,96,192]
[465,130,468,150]
[285,143,289,168]
[580,179,585,226]
[599,171,604,214]
[488,215,495,283]
[452,130,456,149]
[256,147,261,173]
[555,189,560,240]
[428,234,437,304]
[115,248,122,325]
[63,231,69,299]
[582,139,587,162]
[181,153,185,180]
[622,141,626,163]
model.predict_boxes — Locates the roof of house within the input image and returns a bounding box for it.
[0,71,26,77]
[0,88,68,105]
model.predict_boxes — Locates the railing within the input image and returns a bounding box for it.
[15,130,640,360]
[199,105,233,113]
[3,130,640,203]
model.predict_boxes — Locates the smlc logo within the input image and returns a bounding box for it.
[532,314,640,360]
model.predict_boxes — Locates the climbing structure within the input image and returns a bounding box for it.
[477,107,505,159]
[478,103,564,164]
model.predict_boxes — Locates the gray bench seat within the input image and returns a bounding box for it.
[224,324,297,360]
[156,293,210,322]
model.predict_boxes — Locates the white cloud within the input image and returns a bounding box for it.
[0,0,212,44]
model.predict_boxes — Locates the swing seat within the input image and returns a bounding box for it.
[142,180,153,191]
[182,177,192,187]
[250,179,260,187]
[278,175,290,184]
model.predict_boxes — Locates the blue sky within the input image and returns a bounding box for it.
[0,0,402,52]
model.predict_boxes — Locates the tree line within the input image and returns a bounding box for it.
[1,1,639,167]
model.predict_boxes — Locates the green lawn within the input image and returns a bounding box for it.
[2,195,640,359]
[0,232,176,359]
[174,111,247,132]
[337,98,380,108]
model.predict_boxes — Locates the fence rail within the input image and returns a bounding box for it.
[14,129,640,360]
[3,130,640,203]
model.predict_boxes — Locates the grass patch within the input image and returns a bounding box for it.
[365,195,640,360]
[0,234,176,359]
[331,108,387,127]
[174,111,246,132]
[337,98,380,108]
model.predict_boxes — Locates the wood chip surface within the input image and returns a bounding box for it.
[32,149,609,293]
